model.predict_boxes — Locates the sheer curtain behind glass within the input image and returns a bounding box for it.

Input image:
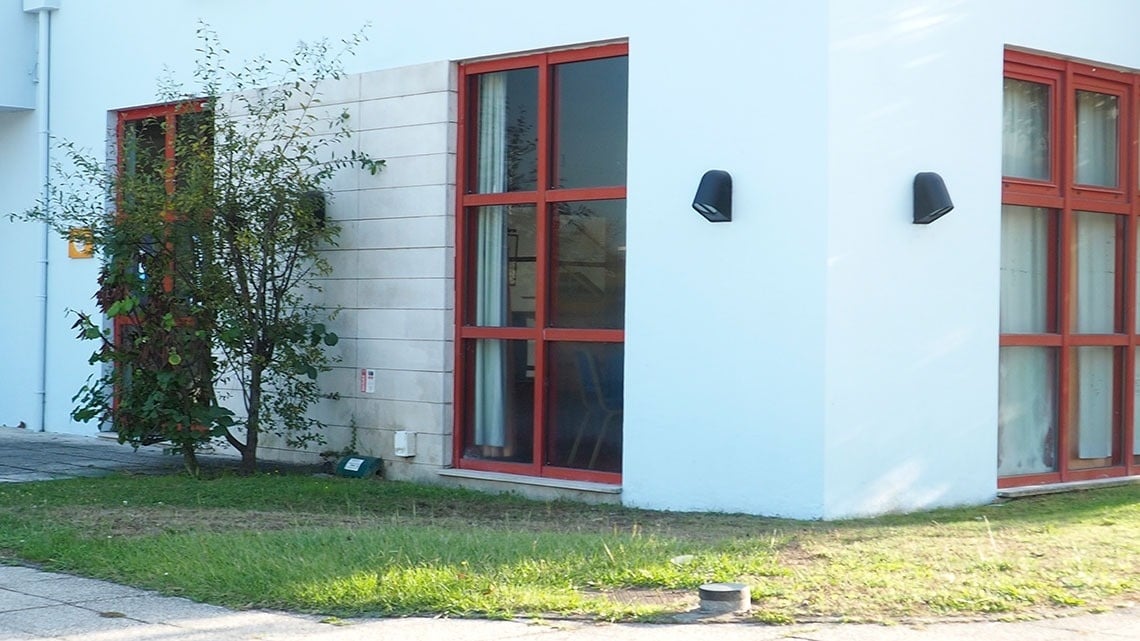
[999,74,1056,475]
[998,206,1056,475]
[1000,206,1048,334]
[998,347,1057,475]
[1075,91,1118,187]
[473,73,509,452]
[1002,79,1050,180]
[1074,212,1118,459]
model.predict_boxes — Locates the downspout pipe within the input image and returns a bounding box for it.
[25,0,61,432]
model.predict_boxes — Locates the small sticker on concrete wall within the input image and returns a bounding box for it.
[360,369,376,393]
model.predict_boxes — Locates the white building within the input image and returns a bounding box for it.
[3,0,1139,519]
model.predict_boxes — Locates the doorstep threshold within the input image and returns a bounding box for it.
[438,468,621,494]
[998,475,1140,499]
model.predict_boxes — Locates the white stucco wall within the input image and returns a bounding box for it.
[619,4,830,519]
[0,0,35,110]
[10,0,1140,517]
[0,0,832,516]
[822,0,1140,518]
[0,110,40,429]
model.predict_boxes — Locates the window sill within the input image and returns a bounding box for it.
[997,475,1140,499]
[437,468,622,495]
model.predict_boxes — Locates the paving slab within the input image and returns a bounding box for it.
[0,589,59,612]
[0,566,74,585]
[0,603,151,637]
[1030,611,1140,638]
[0,426,242,483]
[86,598,290,629]
[783,620,1083,641]
[14,576,143,603]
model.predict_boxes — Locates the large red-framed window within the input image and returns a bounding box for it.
[999,50,1140,487]
[453,44,628,484]
[112,102,207,337]
[111,102,211,424]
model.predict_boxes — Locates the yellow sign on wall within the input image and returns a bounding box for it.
[68,227,94,259]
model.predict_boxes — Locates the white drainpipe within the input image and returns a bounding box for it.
[25,0,61,432]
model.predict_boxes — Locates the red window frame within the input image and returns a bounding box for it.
[1000,50,1140,487]
[453,43,628,484]
[112,102,202,333]
[111,101,207,422]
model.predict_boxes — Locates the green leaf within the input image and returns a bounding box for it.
[323,332,338,346]
[168,353,183,366]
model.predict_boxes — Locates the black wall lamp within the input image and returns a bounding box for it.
[301,190,328,228]
[913,172,953,224]
[692,170,732,222]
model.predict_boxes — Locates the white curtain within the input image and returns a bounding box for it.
[1134,348,1140,455]
[998,347,1057,476]
[1000,206,1048,333]
[473,73,509,450]
[1003,79,1050,180]
[1076,91,1118,187]
[1075,212,1117,334]
[1074,212,1116,459]
[1076,347,1114,459]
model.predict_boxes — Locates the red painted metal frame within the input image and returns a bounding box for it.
[110,101,205,422]
[453,43,628,485]
[1000,50,1140,489]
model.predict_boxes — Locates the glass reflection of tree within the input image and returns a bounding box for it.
[505,107,536,191]
[555,201,624,329]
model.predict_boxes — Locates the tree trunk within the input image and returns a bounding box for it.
[240,361,263,475]
[180,442,200,478]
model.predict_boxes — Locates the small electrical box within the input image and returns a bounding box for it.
[394,430,416,457]
[334,455,382,478]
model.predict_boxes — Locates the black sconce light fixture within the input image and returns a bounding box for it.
[692,170,732,222]
[301,190,328,228]
[913,172,953,224]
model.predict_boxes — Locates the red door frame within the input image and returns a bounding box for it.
[453,44,628,485]
[1000,50,1140,488]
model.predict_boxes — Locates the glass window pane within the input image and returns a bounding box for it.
[123,117,166,181]
[1075,90,1119,187]
[471,205,536,327]
[1135,224,1140,334]
[1074,211,1121,334]
[1002,79,1050,180]
[174,110,212,192]
[552,56,628,189]
[1000,205,1051,333]
[550,199,626,329]
[546,342,623,473]
[472,69,537,193]
[1070,346,1117,467]
[1133,348,1140,457]
[998,346,1058,476]
[464,339,534,464]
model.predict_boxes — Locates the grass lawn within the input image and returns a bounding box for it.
[0,474,1138,624]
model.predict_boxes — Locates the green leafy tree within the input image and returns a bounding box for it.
[12,25,381,475]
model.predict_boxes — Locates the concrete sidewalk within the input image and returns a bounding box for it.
[0,425,242,482]
[1,565,1136,641]
[0,426,1137,640]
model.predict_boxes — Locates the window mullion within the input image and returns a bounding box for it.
[531,58,552,474]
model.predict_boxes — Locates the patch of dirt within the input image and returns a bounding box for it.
[592,587,696,609]
[40,507,377,537]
